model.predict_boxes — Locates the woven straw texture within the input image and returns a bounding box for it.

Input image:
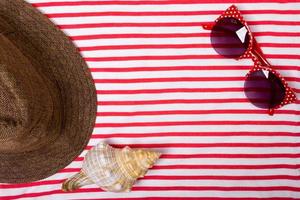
[0,0,97,183]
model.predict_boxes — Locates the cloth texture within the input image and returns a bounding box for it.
[1,0,299,199]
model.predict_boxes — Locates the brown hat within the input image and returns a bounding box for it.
[0,0,97,183]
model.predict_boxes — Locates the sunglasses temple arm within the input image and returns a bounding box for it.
[251,38,272,67]
[202,22,215,30]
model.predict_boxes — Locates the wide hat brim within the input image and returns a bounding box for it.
[0,0,97,183]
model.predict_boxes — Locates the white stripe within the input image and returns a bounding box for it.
[96,103,299,113]
[92,70,248,79]
[83,48,226,57]
[157,158,300,166]
[49,168,300,180]
[74,37,300,47]
[96,92,255,101]
[137,180,300,187]
[61,25,300,36]
[93,125,299,135]
[147,168,300,176]
[96,102,299,111]
[94,81,300,90]
[77,147,300,156]
[81,47,300,58]
[3,179,300,194]
[95,114,299,123]
[50,14,300,25]
[21,191,300,200]
[30,0,110,3]
[87,59,300,68]
[91,69,297,80]
[87,59,250,68]
[68,157,300,167]
[268,59,300,66]
[88,136,300,144]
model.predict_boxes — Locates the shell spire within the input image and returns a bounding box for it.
[62,142,161,192]
[62,171,93,192]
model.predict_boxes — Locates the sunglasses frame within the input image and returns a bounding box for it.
[203,5,297,115]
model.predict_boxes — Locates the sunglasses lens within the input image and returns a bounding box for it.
[244,69,286,109]
[211,17,250,58]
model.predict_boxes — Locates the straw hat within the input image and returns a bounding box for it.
[0,0,97,183]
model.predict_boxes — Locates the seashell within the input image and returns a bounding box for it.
[62,142,161,192]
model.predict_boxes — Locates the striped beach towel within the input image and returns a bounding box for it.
[1,0,299,199]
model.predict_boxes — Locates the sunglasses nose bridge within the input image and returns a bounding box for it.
[249,49,272,68]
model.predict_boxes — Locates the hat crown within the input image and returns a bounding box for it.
[0,65,24,142]
[0,33,61,153]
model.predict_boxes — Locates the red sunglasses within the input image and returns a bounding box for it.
[202,5,297,115]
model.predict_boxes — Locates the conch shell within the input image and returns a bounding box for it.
[62,142,161,192]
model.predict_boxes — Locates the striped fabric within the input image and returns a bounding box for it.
[1,0,300,199]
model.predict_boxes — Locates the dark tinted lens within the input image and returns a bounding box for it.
[244,69,286,109]
[211,17,250,58]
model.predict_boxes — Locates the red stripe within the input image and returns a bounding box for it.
[80,43,300,51]
[98,99,250,105]
[94,77,300,83]
[90,66,251,72]
[152,164,300,170]
[86,143,300,148]
[85,55,223,62]
[59,168,80,173]
[90,99,283,105]
[47,10,300,18]
[97,88,245,94]
[80,44,215,51]
[97,88,300,95]
[58,21,300,29]
[72,33,205,40]
[60,22,206,29]
[85,54,300,62]
[98,99,300,105]
[95,121,299,127]
[261,43,300,48]
[138,186,300,191]
[32,0,300,7]
[47,11,224,18]
[90,65,300,72]
[94,77,246,83]
[91,132,300,138]
[144,175,300,180]
[97,110,300,116]
[74,153,300,161]
[3,186,300,200]
[161,154,300,159]
[71,32,300,41]
[57,164,300,174]
[245,21,297,26]
[0,180,63,189]
[70,198,298,200]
